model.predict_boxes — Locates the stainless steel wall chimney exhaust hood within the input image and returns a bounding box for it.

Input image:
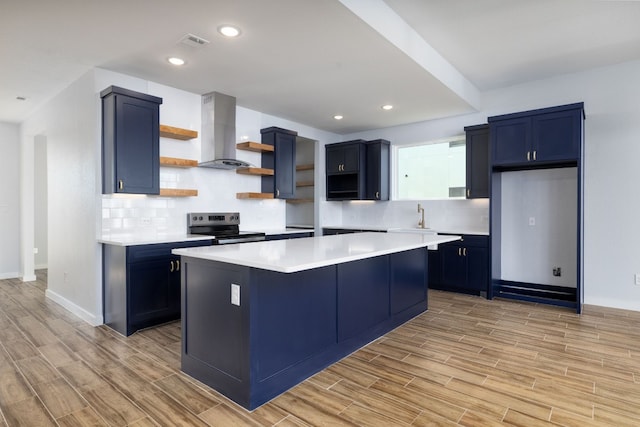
[199,91,253,169]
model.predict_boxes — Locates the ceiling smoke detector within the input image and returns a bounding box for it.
[180,33,210,47]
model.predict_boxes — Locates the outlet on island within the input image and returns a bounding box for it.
[553,267,561,277]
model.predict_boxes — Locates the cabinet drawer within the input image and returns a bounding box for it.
[127,240,212,263]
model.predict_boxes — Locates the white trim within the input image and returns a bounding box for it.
[45,289,103,326]
[35,263,48,270]
[0,272,20,280]
[22,274,37,282]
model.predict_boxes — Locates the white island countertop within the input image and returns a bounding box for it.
[173,232,460,273]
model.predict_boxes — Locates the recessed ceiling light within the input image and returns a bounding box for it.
[218,25,241,38]
[333,115,343,120]
[168,57,185,66]
[381,104,394,111]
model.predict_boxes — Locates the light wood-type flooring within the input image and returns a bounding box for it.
[1,271,640,426]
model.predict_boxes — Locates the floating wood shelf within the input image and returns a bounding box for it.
[236,167,274,176]
[159,156,198,167]
[236,192,275,200]
[159,125,198,140]
[237,142,274,153]
[296,164,314,171]
[159,188,198,197]
[296,180,314,187]
[286,198,314,204]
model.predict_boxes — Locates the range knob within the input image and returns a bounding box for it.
[198,216,203,220]
[192,216,198,221]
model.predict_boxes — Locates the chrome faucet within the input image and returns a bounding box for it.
[417,203,426,228]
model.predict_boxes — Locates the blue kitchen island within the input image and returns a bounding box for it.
[173,232,459,410]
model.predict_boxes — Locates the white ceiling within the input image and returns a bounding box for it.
[2,0,639,133]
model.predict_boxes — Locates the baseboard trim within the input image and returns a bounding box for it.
[0,272,20,280]
[45,289,103,326]
[22,274,37,282]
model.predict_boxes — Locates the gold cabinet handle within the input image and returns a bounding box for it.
[458,248,462,256]
[276,188,280,197]
[118,179,124,190]
[533,150,537,161]
[375,191,379,199]
[467,189,470,197]
[176,260,180,271]
[527,151,531,161]
[463,248,467,256]
[170,261,175,272]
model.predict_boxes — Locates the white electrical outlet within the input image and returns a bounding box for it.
[528,217,536,226]
[33,247,38,254]
[140,217,152,226]
[231,283,240,306]
[635,274,640,286]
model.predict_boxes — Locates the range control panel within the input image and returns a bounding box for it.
[187,212,240,227]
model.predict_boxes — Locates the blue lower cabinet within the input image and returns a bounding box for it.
[103,240,212,336]
[432,235,489,294]
[180,247,428,410]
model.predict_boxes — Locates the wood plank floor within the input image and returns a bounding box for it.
[2,271,640,426]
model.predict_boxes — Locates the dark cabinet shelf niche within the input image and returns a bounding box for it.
[464,124,490,199]
[489,103,583,170]
[326,139,390,201]
[103,240,212,336]
[101,86,163,195]
[261,127,297,199]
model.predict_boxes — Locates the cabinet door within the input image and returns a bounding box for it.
[366,140,390,200]
[440,244,467,288]
[326,146,344,174]
[491,117,531,167]
[390,249,427,314]
[113,95,160,194]
[465,246,488,291]
[274,132,296,199]
[341,144,361,173]
[465,126,489,198]
[532,109,581,163]
[128,257,179,329]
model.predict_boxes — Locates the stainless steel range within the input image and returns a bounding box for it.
[187,212,265,244]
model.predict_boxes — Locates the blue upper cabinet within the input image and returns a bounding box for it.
[489,103,583,169]
[101,86,163,194]
[365,139,390,201]
[261,127,297,199]
[326,140,367,200]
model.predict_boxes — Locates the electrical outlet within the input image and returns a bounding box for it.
[140,217,152,226]
[635,274,640,286]
[231,283,240,306]
[33,247,38,254]
[528,217,536,226]
[553,267,561,277]
[63,272,68,283]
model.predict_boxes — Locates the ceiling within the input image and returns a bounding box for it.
[2,0,640,134]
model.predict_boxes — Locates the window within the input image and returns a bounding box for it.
[396,136,466,200]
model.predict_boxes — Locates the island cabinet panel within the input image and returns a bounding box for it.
[337,256,390,342]
[390,248,428,314]
[178,246,428,410]
[252,267,337,381]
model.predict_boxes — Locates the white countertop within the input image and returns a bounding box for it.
[172,232,461,273]
[250,228,315,236]
[98,234,214,246]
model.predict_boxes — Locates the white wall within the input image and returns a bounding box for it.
[0,122,20,278]
[342,59,640,311]
[34,136,48,269]
[500,168,577,287]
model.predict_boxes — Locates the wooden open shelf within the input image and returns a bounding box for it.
[296,164,314,171]
[237,142,274,153]
[296,180,314,187]
[236,167,274,176]
[159,125,198,140]
[159,188,198,197]
[159,156,198,167]
[236,192,275,200]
